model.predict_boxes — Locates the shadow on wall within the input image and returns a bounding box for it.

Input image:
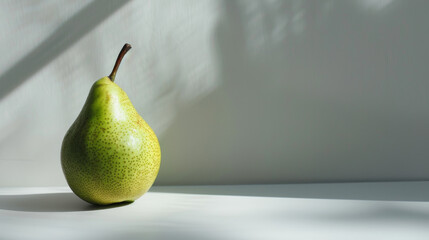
[0,0,130,100]
[156,0,429,185]
[1,0,429,187]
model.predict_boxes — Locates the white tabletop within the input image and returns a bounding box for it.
[1,181,429,240]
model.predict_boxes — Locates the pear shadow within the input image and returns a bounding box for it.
[0,192,132,212]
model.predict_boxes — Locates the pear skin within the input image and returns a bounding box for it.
[61,44,161,205]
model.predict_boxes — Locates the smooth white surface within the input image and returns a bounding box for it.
[1,182,429,240]
[2,1,429,187]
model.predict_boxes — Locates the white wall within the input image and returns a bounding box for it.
[0,0,428,187]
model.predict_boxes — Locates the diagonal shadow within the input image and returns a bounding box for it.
[151,181,429,202]
[0,0,131,100]
[0,192,131,212]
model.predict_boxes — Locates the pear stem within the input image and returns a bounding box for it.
[108,43,132,82]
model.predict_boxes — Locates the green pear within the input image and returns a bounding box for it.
[61,44,161,205]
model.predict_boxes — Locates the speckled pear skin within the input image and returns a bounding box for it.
[61,77,161,205]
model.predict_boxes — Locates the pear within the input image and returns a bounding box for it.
[61,44,161,205]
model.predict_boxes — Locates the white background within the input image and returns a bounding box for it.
[0,0,428,187]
